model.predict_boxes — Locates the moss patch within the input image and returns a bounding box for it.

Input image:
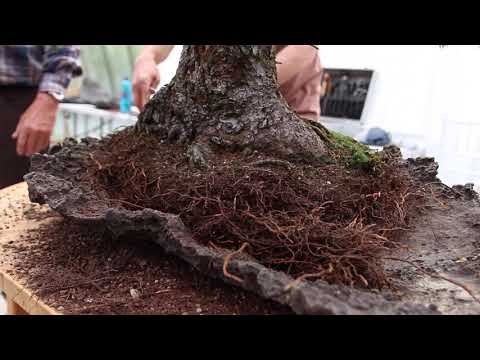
[328,131,381,170]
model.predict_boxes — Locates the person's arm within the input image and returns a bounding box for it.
[132,45,176,111]
[38,45,83,98]
[12,45,82,157]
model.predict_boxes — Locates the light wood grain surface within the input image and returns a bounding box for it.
[0,182,59,315]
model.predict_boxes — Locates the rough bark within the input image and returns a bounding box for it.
[137,45,328,167]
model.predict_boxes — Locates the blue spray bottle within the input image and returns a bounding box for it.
[119,77,133,113]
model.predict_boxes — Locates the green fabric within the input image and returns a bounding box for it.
[79,45,144,99]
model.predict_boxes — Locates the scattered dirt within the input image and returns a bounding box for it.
[383,192,480,314]
[4,209,290,315]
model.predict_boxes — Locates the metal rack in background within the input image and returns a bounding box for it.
[320,68,374,120]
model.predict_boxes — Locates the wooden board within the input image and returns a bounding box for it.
[0,182,60,315]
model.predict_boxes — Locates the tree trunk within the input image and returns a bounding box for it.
[137,45,329,167]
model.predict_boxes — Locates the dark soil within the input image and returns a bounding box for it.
[4,211,290,315]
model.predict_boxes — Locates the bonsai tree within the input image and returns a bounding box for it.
[26,45,443,315]
[24,45,479,315]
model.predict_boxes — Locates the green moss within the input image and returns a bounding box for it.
[328,131,381,170]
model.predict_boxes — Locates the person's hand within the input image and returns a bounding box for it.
[132,53,160,111]
[11,92,59,157]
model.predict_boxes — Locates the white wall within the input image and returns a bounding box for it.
[321,45,480,186]
[426,46,480,186]
[158,45,183,87]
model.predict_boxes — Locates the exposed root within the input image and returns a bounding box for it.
[89,153,103,171]
[222,243,249,284]
[284,263,334,291]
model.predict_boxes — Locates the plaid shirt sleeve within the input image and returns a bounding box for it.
[38,45,83,97]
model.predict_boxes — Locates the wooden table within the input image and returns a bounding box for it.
[0,182,59,315]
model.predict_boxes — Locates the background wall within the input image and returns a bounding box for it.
[320,45,480,187]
